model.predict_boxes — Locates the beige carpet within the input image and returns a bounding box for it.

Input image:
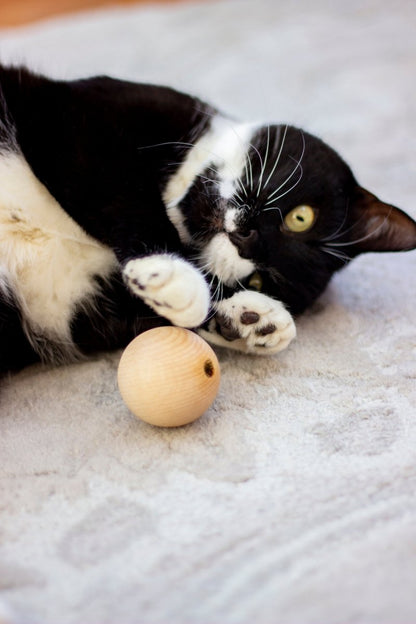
[1,1,416,622]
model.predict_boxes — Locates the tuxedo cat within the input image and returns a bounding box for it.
[0,65,415,374]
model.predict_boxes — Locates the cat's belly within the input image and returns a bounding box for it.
[0,150,118,343]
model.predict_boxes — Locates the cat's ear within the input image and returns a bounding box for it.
[348,187,416,255]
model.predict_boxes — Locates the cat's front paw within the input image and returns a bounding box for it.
[123,254,210,328]
[200,290,296,355]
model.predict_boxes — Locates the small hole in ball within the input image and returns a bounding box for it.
[204,359,215,377]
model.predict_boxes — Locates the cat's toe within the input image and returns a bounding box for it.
[248,313,296,353]
[124,257,174,293]
[123,254,210,328]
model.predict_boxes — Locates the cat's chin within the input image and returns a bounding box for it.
[199,232,255,286]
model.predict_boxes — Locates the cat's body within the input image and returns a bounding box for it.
[1,65,415,374]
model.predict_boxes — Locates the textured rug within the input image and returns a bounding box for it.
[1,1,416,622]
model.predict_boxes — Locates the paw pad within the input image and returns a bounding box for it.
[240,311,260,325]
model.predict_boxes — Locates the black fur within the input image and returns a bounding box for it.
[0,287,39,370]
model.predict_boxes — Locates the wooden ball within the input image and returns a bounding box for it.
[117,327,220,427]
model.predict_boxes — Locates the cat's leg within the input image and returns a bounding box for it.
[122,254,210,328]
[199,290,296,355]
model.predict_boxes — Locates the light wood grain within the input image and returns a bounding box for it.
[117,327,220,427]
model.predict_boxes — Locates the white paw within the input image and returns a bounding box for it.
[200,290,296,354]
[123,254,210,328]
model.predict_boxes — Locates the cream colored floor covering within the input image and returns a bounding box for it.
[0,1,415,622]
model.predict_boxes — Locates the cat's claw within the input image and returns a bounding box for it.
[200,290,296,355]
[123,254,210,328]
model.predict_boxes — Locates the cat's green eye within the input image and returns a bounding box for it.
[284,205,316,233]
[248,271,263,292]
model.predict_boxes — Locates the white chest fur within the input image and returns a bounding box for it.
[0,151,117,348]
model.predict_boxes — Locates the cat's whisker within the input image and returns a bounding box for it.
[236,175,248,198]
[203,278,224,322]
[319,246,351,263]
[137,140,197,151]
[320,204,350,242]
[218,280,224,305]
[227,196,243,211]
[234,190,245,205]
[209,275,218,290]
[166,161,217,183]
[212,281,221,302]
[192,253,215,275]
[266,165,303,205]
[204,309,215,323]
[194,165,247,204]
[246,140,265,192]
[246,152,254,191]
[262,124,288,192]
[243,152,253,191]
[191,173,216,187]
[263,205,284,222]
[325,210,392,248]
[320,210,372,244]
[237,203,251,214]
[265,130,305,204]
[256,124,271,198]
[194,259,211,275]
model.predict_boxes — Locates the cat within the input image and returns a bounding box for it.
[0,64,415,374]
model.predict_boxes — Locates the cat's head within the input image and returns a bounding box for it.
[164,120,416,314]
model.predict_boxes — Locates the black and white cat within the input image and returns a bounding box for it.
[1,65,415,374]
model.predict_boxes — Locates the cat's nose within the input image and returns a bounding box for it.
[228,229,259,258]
